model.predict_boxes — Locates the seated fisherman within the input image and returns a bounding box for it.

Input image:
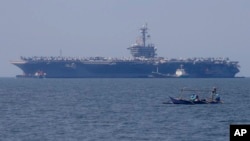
[195,95,199,101]
[190,94,199,101]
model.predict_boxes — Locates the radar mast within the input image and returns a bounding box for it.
[140,23,148,47]
[128,23,156,58]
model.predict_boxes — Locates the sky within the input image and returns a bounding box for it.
[0,0,250,77]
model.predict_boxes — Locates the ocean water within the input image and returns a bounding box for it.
[0,78,249,141]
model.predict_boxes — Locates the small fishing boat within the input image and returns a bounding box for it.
[169,96,221,104]
[168,87,223,104]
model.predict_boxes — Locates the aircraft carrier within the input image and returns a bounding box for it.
[11,24,240,78]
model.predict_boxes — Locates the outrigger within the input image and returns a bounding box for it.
[168,87,223,104]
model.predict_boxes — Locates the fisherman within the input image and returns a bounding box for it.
[195,95,199,101]
[190,94,199,101]
[211,87,217,101]
[190,94,196,101]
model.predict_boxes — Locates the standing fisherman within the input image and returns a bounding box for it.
[211,87,217,101]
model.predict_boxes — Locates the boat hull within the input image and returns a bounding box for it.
[12,60,239,78]
[169,97,194,104]
[169,96,221,104]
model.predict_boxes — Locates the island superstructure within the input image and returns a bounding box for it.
[11,24,240,78]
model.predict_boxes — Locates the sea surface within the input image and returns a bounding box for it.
[0,78,249,141]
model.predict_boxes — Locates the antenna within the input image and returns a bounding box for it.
[140,23,148,47]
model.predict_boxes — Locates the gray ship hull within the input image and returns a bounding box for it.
[12,59,239,78]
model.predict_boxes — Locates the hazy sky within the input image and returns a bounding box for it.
[0,0,249,77]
